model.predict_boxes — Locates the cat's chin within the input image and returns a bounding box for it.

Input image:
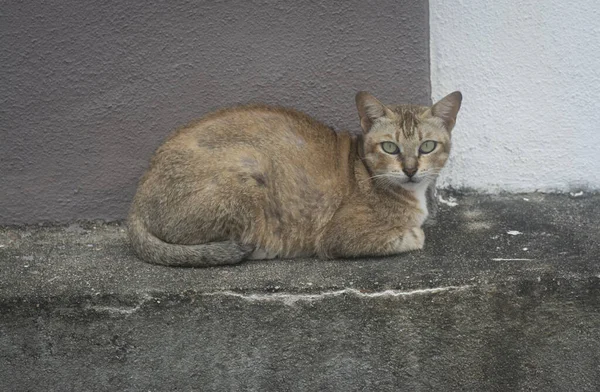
[399,180,429,192]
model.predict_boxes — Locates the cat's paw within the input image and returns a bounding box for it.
[248,247,279,260]
[402,227,425,251]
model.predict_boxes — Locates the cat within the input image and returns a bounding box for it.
[128,91,462,267]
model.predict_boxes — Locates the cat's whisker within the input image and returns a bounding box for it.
[361,173,406,183]
[420,172,441,178]
[419,170,442,178]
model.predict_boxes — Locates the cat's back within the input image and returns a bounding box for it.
[165,104,338,151]
[149,104,350,189]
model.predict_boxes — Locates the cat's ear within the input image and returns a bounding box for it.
[355,91,394,133]
[430,91,462,131]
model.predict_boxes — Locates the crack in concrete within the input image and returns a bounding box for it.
[88,304,144,315]
[87,294,153,315]
[84,286,472,313]
[206,285,472,306]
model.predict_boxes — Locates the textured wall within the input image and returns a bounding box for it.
[431,0,600,192]
[1,0,430,225]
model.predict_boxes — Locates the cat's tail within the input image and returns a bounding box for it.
[127,212,253,267]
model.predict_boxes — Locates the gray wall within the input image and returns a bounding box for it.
[1,0,430,225]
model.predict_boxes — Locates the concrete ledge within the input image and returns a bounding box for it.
[1,193,599,391]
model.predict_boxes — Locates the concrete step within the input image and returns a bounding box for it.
[1,193,599,391]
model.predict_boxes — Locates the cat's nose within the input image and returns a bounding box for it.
[403,167,417,177]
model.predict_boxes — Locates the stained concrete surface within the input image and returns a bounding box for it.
[1,193,599,391]
[0,0,430,225]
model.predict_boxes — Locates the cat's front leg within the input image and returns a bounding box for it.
[390,227,425,253]
[319,222,425,259]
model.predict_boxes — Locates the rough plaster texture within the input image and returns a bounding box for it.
[0,0,430,225]
[431,0,600,192]
[1,194,599,390]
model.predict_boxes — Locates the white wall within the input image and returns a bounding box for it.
[430,0,600,192]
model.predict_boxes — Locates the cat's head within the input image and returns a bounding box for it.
[355,91,462,191]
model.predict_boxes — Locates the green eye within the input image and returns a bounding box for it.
[419,140,437,154]
[381,142,400,154]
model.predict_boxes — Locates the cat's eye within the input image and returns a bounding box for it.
[381,142,400,155]
[419,140,437,154]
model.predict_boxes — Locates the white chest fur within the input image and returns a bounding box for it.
[410,183,429,225]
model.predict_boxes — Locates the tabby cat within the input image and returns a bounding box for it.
[128,91,462,266]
